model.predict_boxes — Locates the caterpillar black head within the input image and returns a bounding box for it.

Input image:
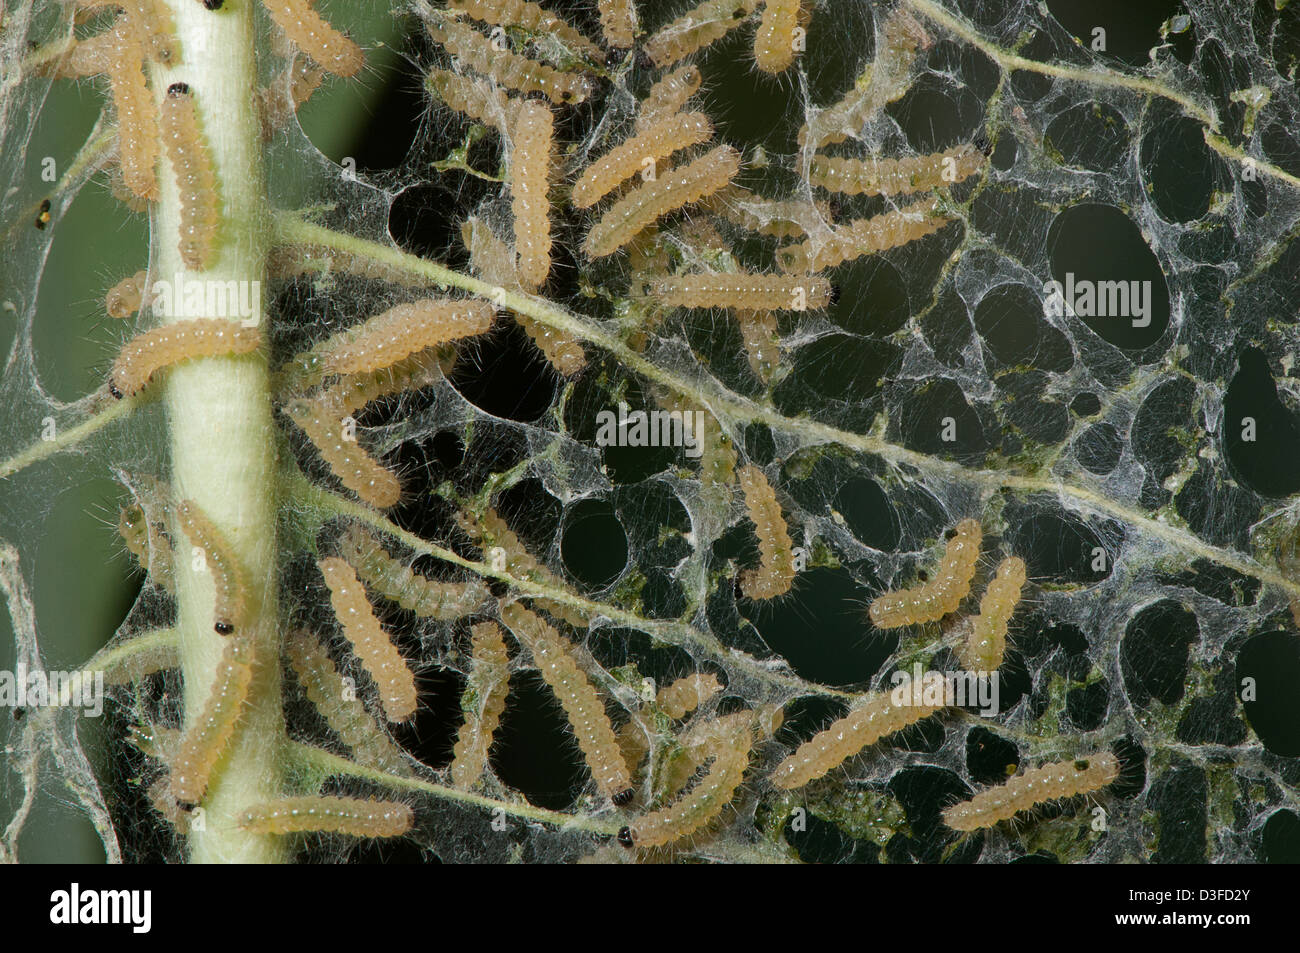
[108,380,123,400]
[214,620,235,636]
[616,826,634,848]
[612,788,634,807]
[200,0,223,8]
[974,131,993,157]
[167,82,191,97]
[35,197,51,230]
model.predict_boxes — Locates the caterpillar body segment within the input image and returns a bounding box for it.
[316,351,450,419]
[447,0,602,60]
[284,399,402,509]
[176,499,249,636]
[809,144,987,197]
[159,84,219,267]
[170,627,256,807]
[450,621,512,789]
[261,0,364,77]
[118,503,175,593]
[106,270,149,319]
[572,112,715,209]
[338,526,489,620]
[499,602,632,802]
[737,465,795,600]
[753,0,803,74]
[320,298,496,378]
[123,0,180,66]
[635,65,702,133]
[868,518,981,628]
[644,0,760,69]
[735,309,779,380]
[596,0,637,49]
[957,557,1026,672]
[109,319,262,398]
[510,100,555,291]
[239,796,413,837]
[516,313,586,375]
[942,753,1120,832]
[650,271,831,312]
[427,68,514,133]
[657,673,723,719]
[775,196,952,273]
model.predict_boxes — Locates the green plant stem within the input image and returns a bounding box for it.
[154,0,284,863]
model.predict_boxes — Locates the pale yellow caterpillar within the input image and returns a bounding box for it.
[101,638,180,687]
[584,145,741,259]
[317,298,495,379]
[810,144,986,197]
[776,196,952,273]
[635,65,702,133]
[316,351,450,419]
[869,518,981,629]
[654,389,736,493]
[285,399,402,509]
[109,319,262,399]
[942,752,1120,832]
[769,691,947,789]
[500,602,633,803]
[260,0,364,77]
[338,526,488,620]
[799,7,930,148]
[651,271,831,312]
[123,0,180,66]
[738,464,795,600]
[427,67,514,133]
[510,101,555,291]
[956,556,1026,672]
[447,0,602,60]
[753,0,803,74]
[117,504,174,592]
[105,270,149,319]
[106,26,161,200]
[285,629,411,775]
[596,0,637,48]
[239,796,413,837]
[516,314,587,375]
[160,83,219,269]
[318,557,420,723]
[170,625,256,806]
[657,673,723,719]
[572,112,715,209]
[735,309,778,380]
[450,621,512,789]
[425,11,593,105]
[176,499,249,637]
[644,0,760,69]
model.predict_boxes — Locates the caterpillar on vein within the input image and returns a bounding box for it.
[942,752,1120,832]
[868,518,981,628]
[239,796,413,837]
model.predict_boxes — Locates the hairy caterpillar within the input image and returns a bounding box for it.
[260,0,364,77]
[267,242,432,287]
[170,623,256,806]
[769,691,947,789]
[427,67,514,133]
[644,0,760,69]
[160,83,219,268]
[425,11,593,105]
[285,629,411,775]
[450,621,512,789]
[776,196,952,273]
[123,0,180,65]
[317,298,495,379]
[516,314,586,375]
[318,557,419,723]
[868,518,981,628]
[105,270,149,319]
[499,602,633,802]
[338,526,488,620]
[261,55,327,136]
[657,673,723,719]
[447,0,602,60]
[510,101,554,291]
[596,0,637,48]
[735,309,779,380]
[584,145,741,259]
[106,25,162,200]
[109,319,262,399]
[316,351,450,419]
[635,65,702,133]
[737,465,795,600]
[285,399,402,509]
[102,638,180,687]
[753,0,803,73]
[457,506,588,627]
[942,752,1120,832]
[651,271,831,312]
[239,796,413,837]
[573,112,714,209]
[957,556,1026,672]
[799,7,930,148]
[176,499,249,636]
[654,389,736,492]
[117,504,174,591]
[810,144,986,197]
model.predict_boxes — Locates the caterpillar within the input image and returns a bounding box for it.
[515,314,586,375]
[338,526,488,620]
[285,629,411,775]
[753,0,803,74]
[427,68,514,133]
[456,506,588,627]
[450,621,512,789]
[573,112,714,209]
[446,0,602,61]
[117,504,175,592]
[285,399,402,509]
[584,145,741,259]
[868,518,981,628]
[267,242,431,287]
[799,7,930,148]
[657,673,723,719]
[170,623,256,806]
[644,0,760,69]
[499,602,633,803]
[810,144,986,196]
[316,351,450,419]
[176,499,249,636]
[775,196,952,273]
[596,0,637,48]
[942,752,1120,832]
[654,389,736,493]
[769,690,947,789]
[510,101,554,291]
[105,25,161,200]
[160,83,219,269]
[957,556,1027,672]
[123,0,180,65]
[109,319,262,399]
[239,796,413,837]
[635,65,702,133]
[105,270,149,319]
[318,557,420,723]
[712,190,831,238]
[102,637,180,686]
[651,271,831,312]
[735,309,779,380]
[737,465,795,600]
[260,0,364,77]
[425,11,593,105]
[316,298,495,379]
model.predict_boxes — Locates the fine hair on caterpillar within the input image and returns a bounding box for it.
[109,319,262,399]
[868,518,982,629]
[159,83,219,268]
[941,751,1120,833]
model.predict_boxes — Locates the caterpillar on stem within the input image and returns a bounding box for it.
[109,319,262,399]
[868,518,982,628]
[311,298,495,381]
[160,83,219,268]
[572,112,714,209]
[942,752,1120,832]
[105,24,161,200]
[176,499,249,636]
[239,797,413,837]
[338,525,489,620]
